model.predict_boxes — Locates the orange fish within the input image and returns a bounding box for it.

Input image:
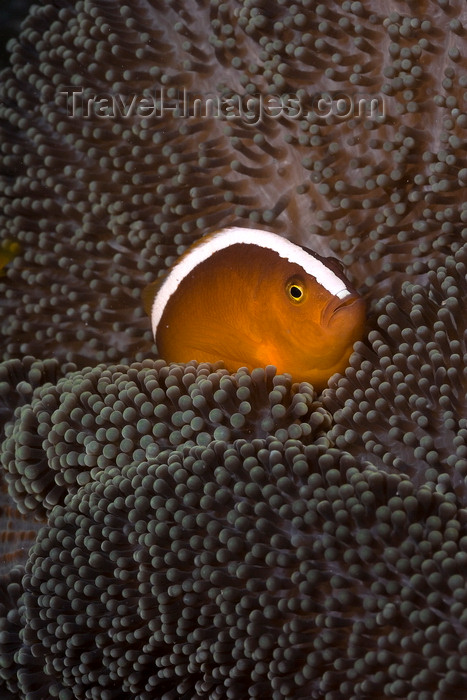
[143,227,366,391]
[0,239,20,275]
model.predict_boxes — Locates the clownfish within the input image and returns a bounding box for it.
[143,227,366,391]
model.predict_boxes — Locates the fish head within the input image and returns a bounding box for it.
[253,257,366,391]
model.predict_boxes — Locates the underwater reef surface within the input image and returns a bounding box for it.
[0,0,466,698]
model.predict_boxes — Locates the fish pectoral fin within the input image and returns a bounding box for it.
[252,341,283,371]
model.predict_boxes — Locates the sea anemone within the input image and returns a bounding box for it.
[10,444,467,699]
[0,0,466,698]
[1,361,327,520]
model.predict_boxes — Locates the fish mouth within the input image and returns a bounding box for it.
[321,293,365,326]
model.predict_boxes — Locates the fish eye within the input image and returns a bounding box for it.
[286,277,305,304]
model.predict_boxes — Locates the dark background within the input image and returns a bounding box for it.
[0,0,34,68]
